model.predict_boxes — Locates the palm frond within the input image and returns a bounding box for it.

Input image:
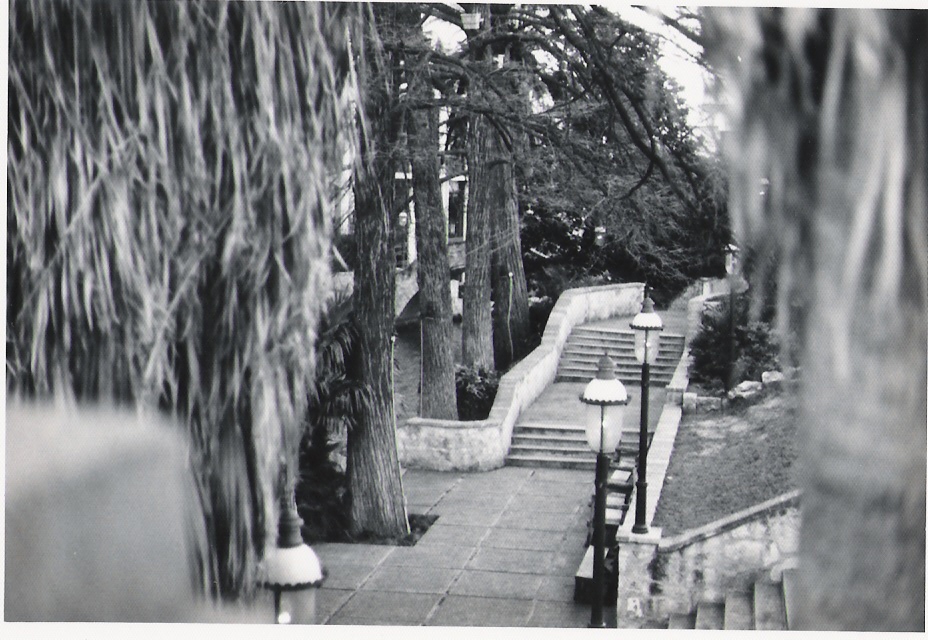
[8,0,361,598]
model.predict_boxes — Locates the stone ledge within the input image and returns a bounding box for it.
[659,490,802,553]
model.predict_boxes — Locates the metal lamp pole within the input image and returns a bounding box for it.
[590,406,609,628]
[630,289,663,535]
[580,355,628,628]
[633,354,650,534]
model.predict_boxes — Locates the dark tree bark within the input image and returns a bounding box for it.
[706,8,927,630]
[407,47,458,420]
[462,110,496,371]
[489,147,530,371]
[347,5,408,538]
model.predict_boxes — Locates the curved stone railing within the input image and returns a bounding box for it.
[397,282,645,471]
[648,491,802,619]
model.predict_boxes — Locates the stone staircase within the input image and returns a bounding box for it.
[666,569,797,630]
[556,326,685,386]
[507,424,644,471]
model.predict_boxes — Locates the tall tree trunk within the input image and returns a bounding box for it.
[709,8,927,630]
[407,49,458,420]
[490,143,531,371]
[791,13,927,631]
[347,6,408,538]
[462,110,496,370]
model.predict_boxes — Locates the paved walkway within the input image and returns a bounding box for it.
[315,466,614,627]
[313,307,689,627]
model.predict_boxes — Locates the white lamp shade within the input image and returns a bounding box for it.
[584,403,626,453]
[725,244,739,274]
[462,12,482,30]
[634,329,661,365]
[580,356,628,453]
[263,544,324,588]
[631,296,663,364]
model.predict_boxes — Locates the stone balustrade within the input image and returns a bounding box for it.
[397,282,645,471]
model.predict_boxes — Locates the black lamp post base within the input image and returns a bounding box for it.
[632,479,649,534]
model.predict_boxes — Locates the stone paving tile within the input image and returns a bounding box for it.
[547,547,589,577]
[493,510,577,532]
[480,527,566,552]
[466,547,557,575]
[402,469,462,488]
[326,590,441,626]
[314,542,394,568]
[320,562,380,590]
[435,489,513,509]
[504,493,583,514]
[534,575,578,603]
[315,588,355,624]
[406,502,438,515]
[449,570,543,600]
[529,468,592,484]
[416,523,490,547]
[452,469,534,493]
[527,600,596,628]
[381,543,476,569]
[430,508,501,527]
[361,564,460,594]
[426,595,534,627]
[517,479,591,498]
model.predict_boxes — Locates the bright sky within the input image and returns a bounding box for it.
[423,4,718,138]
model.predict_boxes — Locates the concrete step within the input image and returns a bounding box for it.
[781,568,797,630]
[508,443,596,459]
[605,493,629,509]
[569,329,685,346]
[557,359,678,371]
[506,453,595,471]
[573,544,618,605]
[512,422,585,436]
[570,325,683,340]
[723,591,754,630]
[556,372,673,385]
[668,613,696,629]
[510,432,587,448]
[607,468,635,493]
[754,580,787,631]
[695,601,725,630]
[556,365,677,380]
[559,350,682,365]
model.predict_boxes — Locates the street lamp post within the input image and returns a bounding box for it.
[579,355,628,628]
[261,492,325,624]
[630,288,663,535]
[724,244,739,392]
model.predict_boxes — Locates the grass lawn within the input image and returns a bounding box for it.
[652,390,800,537]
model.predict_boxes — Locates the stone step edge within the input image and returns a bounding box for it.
[571,328,686,339]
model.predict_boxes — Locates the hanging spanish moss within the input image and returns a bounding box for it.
[8,0,359,599]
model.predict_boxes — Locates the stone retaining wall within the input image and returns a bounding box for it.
[398,282,645,470]
[648,491,801,618]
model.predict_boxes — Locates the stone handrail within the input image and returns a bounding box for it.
[397,282,645,471]
[648,491,802,618]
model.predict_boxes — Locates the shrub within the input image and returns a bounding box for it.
[688,294,780,392]
[455,366,500,421]
[295,295,368,542]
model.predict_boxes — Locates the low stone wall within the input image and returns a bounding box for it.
[397,282,645,471]
[648,491,801,619]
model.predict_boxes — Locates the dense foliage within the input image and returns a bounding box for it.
[688,294,781,392]
[455,365,500,421]
[295,296,367,542]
